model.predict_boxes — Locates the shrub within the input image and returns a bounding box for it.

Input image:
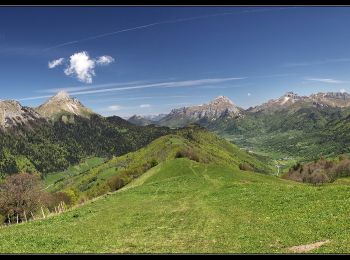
[107,176,125,191]
[64,189,79,205]
[175,149,200,162]
[309,171,329,185]
[149,159,158,168]
[239,162,254,171]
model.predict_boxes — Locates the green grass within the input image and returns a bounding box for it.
[45,127,273,201]
[1,158,350,253]
[43,157,106,191]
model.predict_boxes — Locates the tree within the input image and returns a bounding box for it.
[0,173,45,223]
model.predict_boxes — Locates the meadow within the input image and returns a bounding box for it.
[1,158,350,253]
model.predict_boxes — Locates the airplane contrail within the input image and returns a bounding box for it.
[43,7,295,51]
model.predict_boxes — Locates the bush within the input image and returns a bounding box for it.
[309,171,329,185]
[149,159,158,168]
[175,149,200,162]
[64,189,79,205]
[107,176,125,191]
[239,162,254,171]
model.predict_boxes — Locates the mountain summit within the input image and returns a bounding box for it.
[36,91,95,120]
[158,96,242,127]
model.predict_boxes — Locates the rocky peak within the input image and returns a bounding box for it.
[49,90,71,102]
[36,91,95,120]
[0,100,43,128]
[209,96,235,106]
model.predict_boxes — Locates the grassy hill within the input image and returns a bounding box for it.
[1,157,350,253]
[44,126,272,202]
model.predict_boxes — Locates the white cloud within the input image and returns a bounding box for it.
[107,105,122,111]
[306,78,344,84]
[96,55,115,65]
[340,88,347,93]
[247,93,251,96]
[64,51,96,84]
[48,51,115,84]
[48,58,64,69]
[140,104,151,108]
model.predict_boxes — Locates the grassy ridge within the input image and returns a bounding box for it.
[45,126,273,202]
[1,158,350,253]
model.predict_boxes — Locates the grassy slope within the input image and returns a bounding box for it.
[43,157,106,191]
[1,158,350,253]
[46,127,272,200]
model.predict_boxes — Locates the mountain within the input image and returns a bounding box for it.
[157,96,242,128]
[127,114,167,126]
[128,115,156,126]
[247,92,309,113]
[248,91,350,113]
[36,91,95,121]
[0,92,173,176]
[0,100,45,130]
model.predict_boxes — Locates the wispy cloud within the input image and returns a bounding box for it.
[284,58,350,67]
[48,58,64,68]
[36,80,148,94]
[96,55,115,65]
[17,77,243,101]
[139,104,151,108]
[43,7,294,51]
[85,95,203,103]
[306,78,345,84]
[107,105,122,111]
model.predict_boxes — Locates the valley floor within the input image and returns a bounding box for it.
[0,158,350,253]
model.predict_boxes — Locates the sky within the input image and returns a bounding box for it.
[1,6,350,117]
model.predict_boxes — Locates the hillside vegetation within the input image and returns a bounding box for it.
[0,115,171,177]
[1,157,350,253]
[45,126,272,203]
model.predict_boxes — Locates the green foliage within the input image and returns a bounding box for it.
[206,106,350,162]
[0,115,172,177]
[45,126,273,203]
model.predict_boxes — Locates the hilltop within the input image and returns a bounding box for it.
[44,126,272,201]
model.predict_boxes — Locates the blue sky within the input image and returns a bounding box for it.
[1,6,350,117]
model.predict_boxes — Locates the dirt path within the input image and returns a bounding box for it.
[288,240,330,253]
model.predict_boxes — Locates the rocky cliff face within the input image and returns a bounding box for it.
[158,96,242,127]
[0,100,44,129]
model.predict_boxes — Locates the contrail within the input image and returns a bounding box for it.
[43,7,295,51]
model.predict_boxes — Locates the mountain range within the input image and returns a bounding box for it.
[127,91,350,161]
[128,91,350,127]
[2,89,350,177]
[0,92,171,176]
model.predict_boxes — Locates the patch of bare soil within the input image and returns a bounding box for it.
[288,240,330,253]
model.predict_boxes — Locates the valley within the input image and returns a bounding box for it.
[2,89,350,254]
